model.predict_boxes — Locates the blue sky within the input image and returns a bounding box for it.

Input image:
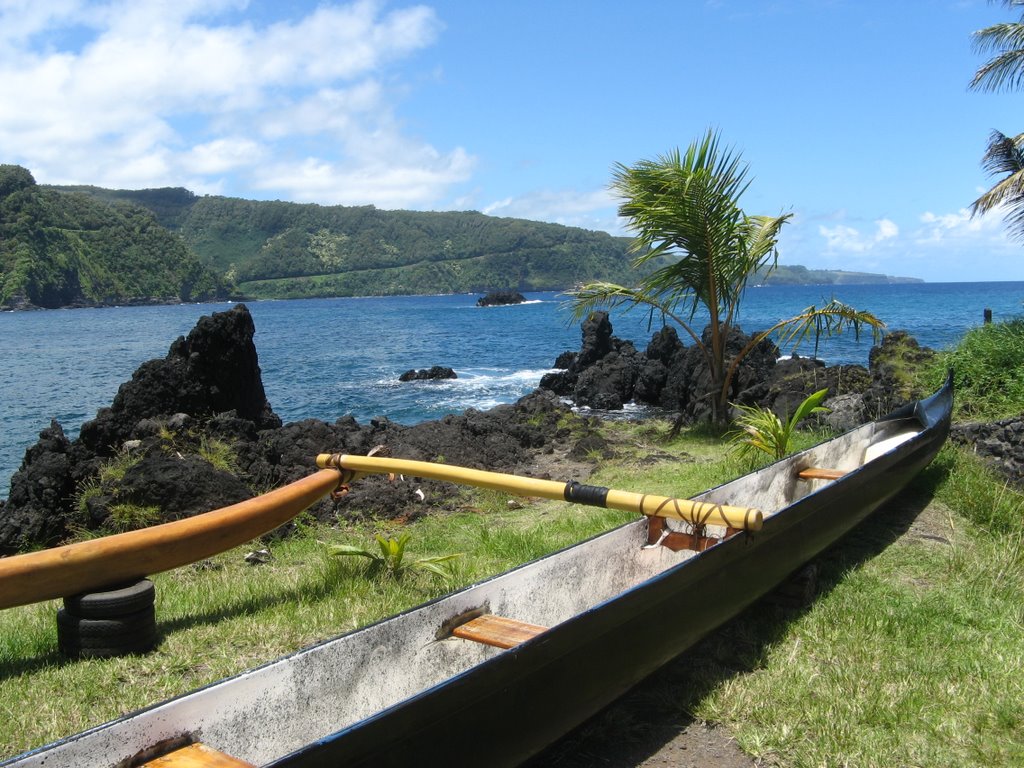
[1,0,1021,282]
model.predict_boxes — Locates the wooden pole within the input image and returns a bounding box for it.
[316,454,763,532]
[0,468,342,611]
[984,308,993,324]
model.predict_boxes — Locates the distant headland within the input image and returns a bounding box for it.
[752,264,922,286]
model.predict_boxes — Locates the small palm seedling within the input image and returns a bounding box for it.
[729,388,830,462]
[330,533,461,579]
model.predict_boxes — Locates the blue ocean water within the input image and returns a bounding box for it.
[1,282,1021,493]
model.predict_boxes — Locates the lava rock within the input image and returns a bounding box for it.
[952,417,1024,487]
[78,304,280,455]
[477,291,526,307]
[0,421,77,553]
[399,366,457,382]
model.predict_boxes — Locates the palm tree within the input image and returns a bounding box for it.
[570,130,883,425]
[971,130,1024,239]
[970,2,1024,237]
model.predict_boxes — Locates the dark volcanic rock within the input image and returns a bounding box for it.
[577,311,614,367]
[952,418,1024,487]
[862,331,937,418]
[0,300,585,551]
[78,303,280,455]
[0,304,283,553]
[539,311,889,426]
[656,324,779,423]
[759,356,871,422]
[116,451,253,520]
[477,291,526,307]
[0,421,78,553]
[540,311,633,407]
[399,366,457,382]
[573,342,644,409]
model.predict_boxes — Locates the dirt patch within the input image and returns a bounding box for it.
[527,708,755,768]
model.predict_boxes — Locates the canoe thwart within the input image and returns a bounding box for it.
[797,467,847,481]
[139,742,256,767]
[451,614,548,649]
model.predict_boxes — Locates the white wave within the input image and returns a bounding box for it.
[455,368,556,387]
[572,400,664,421]
[478,299,545,307]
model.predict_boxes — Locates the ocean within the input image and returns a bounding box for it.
[2,281,1021,493]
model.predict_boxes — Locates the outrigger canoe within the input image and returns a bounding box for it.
[0,375,952,768]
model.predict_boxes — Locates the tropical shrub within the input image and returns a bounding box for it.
[330,533,461,579]
[729,388,830,462]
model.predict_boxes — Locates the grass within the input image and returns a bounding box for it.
[197,436,239,473]
[923,317,1024,421]
[691,450,1024,767]
[1,419,1022,765]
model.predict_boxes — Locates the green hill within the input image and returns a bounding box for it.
[0,166,224,310]
[52,185,639,300]
[3,165,923,310]
[59,184,922,296]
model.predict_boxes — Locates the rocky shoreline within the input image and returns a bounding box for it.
[0,304,1017,554]
[0,305,605,554]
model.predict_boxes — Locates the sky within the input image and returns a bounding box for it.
[1,0,1022,283]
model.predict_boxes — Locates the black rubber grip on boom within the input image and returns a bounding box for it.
[563,481,610,508]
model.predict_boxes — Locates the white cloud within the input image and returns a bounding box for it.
[483,188,621,232]
[0,0,469,206]
[181,138,265,175]
[915,207,1007,244]
[818,218,899,253]
[253,147,475,208]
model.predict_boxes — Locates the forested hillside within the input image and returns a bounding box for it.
[56,185,638,299]
[6,168,924,310]
[0,167,224,309]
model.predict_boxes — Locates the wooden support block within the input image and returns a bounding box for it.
[797,467,847,481]
[660,531,721,552]
[140,742,256,768]
[451,614,547,649]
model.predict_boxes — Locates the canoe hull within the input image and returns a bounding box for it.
[2,378,952,768]
[276,382,952,767]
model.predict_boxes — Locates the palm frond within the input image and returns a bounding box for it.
[565,282,705,348]
[773,299,885,354]
[971,17,1024,92]
[971,130,1024,240]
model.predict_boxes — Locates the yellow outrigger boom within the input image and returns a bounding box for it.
[317,453,762,532]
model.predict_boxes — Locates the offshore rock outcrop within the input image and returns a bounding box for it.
[477,291,526,307]
[399,366,457,382]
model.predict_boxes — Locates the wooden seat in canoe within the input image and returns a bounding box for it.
[797,467,847,481]
[451,614,548,649]
[140,742,256,767]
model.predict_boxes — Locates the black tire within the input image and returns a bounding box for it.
[56,606,158,658]
[63,579,155,618]
[59,632,158,659]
